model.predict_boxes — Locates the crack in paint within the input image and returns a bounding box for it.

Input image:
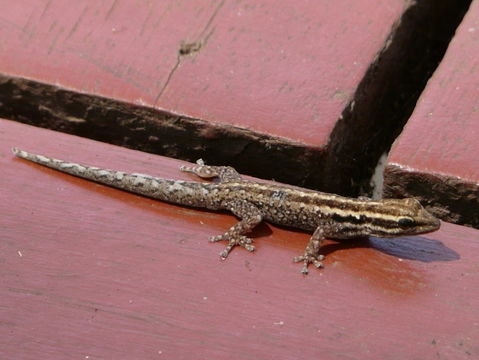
[154,0,225,105]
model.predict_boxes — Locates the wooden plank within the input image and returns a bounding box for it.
[0,0,407,145]
[1,0,471,199]
[390,0,478,183]
[1,119,478,359]
[386,0,479,228]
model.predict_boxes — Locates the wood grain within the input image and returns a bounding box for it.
[0,0,408,145]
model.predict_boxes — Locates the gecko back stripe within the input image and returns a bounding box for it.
[217,182,415,223]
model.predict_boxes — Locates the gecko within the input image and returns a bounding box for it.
[12,147,441,274]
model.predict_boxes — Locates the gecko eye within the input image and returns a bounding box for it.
[398,217,415,227]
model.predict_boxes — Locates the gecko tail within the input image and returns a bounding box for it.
[12,147,214,207]
[12,147,51,164]
[12,147,31,159]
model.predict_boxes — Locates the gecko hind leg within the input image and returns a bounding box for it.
[180,159,242,182]
[293,226,327,274]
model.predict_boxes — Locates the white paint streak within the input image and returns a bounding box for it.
[370,152,388,200]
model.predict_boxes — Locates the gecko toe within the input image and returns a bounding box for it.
[293,254,324,274]
[212,234,255,258]
[209,234,224,242]
[180,159,219,179]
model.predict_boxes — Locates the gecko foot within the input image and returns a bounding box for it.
[180,159,218,178]
[210,234,255,258]
[293,253,325,275]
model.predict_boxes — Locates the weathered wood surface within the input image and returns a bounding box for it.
[1,119,478,359]
[0,0,408,145]
[1,0,478,358]
[1,0,471,199]
[386,0,479,228]
[390,0,478,183]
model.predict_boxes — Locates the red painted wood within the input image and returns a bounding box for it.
[0,0,407,145]
[1,119,478,359]
[390,0,479,183]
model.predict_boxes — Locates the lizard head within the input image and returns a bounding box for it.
[365,198,441,237]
